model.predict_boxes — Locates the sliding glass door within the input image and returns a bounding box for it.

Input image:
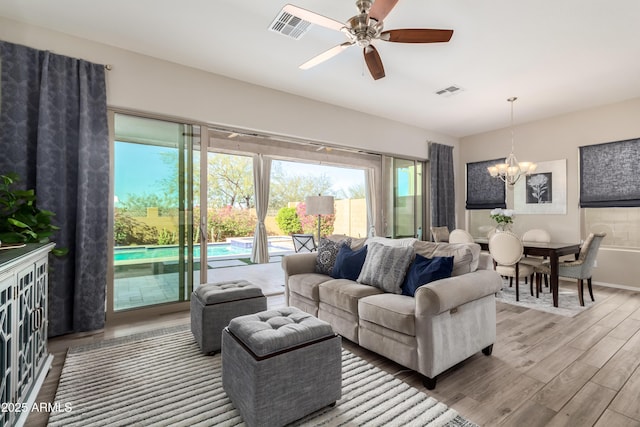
[111,114,198,312]
[391,158,425,239]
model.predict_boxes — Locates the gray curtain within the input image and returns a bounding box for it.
[0,40,109,336]
[429,143,455,230]
[250,154,271,263]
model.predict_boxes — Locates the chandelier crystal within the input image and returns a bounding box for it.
[487,97,537,186]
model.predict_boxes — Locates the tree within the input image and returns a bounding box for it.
[275,207,302,235]
[296,202,334,237]
[269,163,334,209]
[113,210,160,246]
[156,151,254,209]
[207,154,254,208]
[208,206,256,242]
[339,183,366,200]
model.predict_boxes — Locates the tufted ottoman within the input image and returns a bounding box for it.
[190,280,267,354]
[221,307,342,427]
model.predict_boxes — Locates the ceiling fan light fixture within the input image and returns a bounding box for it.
[299,42,353,70]
[290,0,453,80]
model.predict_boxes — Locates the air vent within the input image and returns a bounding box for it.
[269,9,312,40]
[435,85,464,97]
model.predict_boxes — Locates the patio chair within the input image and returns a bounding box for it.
[292,234,317,253]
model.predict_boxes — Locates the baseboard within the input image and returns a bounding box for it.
[592,281,640,293]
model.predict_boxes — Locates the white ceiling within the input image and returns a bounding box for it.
[2,0,640,138]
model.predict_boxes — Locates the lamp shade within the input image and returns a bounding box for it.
[305,195,334,215]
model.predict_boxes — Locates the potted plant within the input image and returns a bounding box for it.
[490,208,515,232]
[0,172,67,255]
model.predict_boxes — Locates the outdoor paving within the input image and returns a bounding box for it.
[114,254,288,311]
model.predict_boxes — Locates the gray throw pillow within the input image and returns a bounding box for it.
[315,237,352,275]
[357,242,415,294]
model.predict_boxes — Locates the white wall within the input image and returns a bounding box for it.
[0,16,458,160]
[459,97,640,289]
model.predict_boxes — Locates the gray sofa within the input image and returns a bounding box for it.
[281,236,503,389]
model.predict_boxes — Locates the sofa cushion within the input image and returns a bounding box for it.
[325,234,367,250]
[358,294,416,336]
[331,244,368,281]
[318,280,383,313]
[413,241,480,276]
[365,236,417,248]
[401,255,454,297]
[357,242,415,294]
[315,237,352,275]
[288,273,332,302]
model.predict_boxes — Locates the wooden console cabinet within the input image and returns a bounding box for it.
[0,243,54,427]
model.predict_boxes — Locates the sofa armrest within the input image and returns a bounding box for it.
[281,253,318,276]
[415,269,503,316]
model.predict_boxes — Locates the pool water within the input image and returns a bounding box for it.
[114,240,290,262]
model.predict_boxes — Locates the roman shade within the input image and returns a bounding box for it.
[466,159,506,210]
[580,138,640,207]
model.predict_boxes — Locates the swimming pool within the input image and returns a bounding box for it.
[114,238,292,264]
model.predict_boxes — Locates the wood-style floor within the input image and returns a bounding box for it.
[28,285,640,427]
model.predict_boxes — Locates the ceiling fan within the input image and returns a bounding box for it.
[284,0,453,80]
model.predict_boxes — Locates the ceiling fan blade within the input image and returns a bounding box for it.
[368,0,399,22]
[283,4,344,32]
[380,29,454,43]
[300,42,354,70]
[363,45,385,80]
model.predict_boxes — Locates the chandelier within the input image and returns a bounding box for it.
[487,97,537,186]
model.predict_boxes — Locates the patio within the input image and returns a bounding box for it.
[114,254,290,311]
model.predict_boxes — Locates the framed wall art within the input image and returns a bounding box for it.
[514,159,567,214]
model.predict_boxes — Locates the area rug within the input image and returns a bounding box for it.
[49,325,476,427]
[496,279,594,317]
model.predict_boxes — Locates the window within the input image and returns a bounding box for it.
[580,139,640,249]
[582,207,640,249]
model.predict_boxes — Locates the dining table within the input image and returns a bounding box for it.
[475,238,581,307]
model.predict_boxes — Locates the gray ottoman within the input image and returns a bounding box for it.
[222,307,342,427]
[190,280,266,354]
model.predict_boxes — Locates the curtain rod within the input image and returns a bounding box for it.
[104,64,112,71]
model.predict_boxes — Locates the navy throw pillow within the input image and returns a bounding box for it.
[331,244,368,280]
[401,255,454,297]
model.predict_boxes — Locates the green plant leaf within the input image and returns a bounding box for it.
[1,172,66,255]
[0,232,27,243]
[13,189,35,200]
[7,218,31,229]
[52,247,69,256]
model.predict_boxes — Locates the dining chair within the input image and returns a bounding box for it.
[292,234,317,253]
[489,231,535,302]
[534,232,606,306]
[520,228,552,287]
[448,229,475,244]
[430,226,450,243]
